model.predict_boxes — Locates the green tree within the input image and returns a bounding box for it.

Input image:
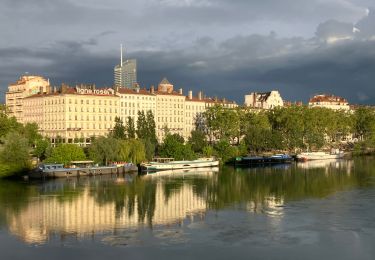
[126,116,136,139]
[202,146,214,157]
[243,111,273,152]
[188,129,207,153]
[112,116,126,139]
[117,139,146,164]
[204,105,240,142]
[128,139,147,164]
[214,138,238,163]
[354,107,375,142]
[20,123,42,146]
[142,138,156,161]
[146,110,157,142]
[136,111,147,138]
[88,136,119,165]
[0,115,22,141]
[46,144,86,165]
[0,132,30,169]
[159,133,196,160]
[34,138,51,161]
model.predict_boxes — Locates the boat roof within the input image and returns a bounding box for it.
[70,160,94,164]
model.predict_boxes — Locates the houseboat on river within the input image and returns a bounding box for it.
[140,157,219,172]
[29,160,136,179]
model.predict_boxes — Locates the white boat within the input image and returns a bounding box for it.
[143,167,219,177]
[140,157,219,172]
[296,150,345,161]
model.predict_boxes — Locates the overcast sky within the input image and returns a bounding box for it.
[1,0,375,104]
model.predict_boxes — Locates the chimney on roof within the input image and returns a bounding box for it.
[150,85,155,94]
[178,88,183,95]
[198,91,202,100]
[53,86,57,93]
[188,90,193,100]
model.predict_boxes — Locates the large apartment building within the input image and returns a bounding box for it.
[23,84,118,144]
[11,76,237,145]
[5,75,50,123]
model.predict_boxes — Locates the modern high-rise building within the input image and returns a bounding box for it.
[114,45,137,89]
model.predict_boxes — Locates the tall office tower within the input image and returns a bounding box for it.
[114,45,137,89]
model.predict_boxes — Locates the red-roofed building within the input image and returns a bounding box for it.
[308,94,350,111]
[12,75,237,145]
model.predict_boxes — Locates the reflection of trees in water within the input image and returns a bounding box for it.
[88,177,157,227]
[55,159,375,223]
[0,181,38,229]
[204,161,373,210]
[1,158,375,231]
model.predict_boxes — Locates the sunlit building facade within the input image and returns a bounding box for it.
[5,75,50,123]
[308,94,350,111]
[23,85,118,145]
[10,75,238,144]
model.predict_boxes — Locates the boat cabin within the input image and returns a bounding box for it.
[39,163,64,171]
[152,158,175,163]
[69,160,95,168]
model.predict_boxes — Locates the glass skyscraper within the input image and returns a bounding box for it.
[114,46,137,88]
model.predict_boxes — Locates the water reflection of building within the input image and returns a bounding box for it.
[7,180,207,244]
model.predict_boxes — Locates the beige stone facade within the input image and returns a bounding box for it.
[23,86,118,145]
[5,75,50,123]
[10,76,238,144]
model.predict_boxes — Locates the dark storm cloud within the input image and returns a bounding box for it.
[1,0,375,105]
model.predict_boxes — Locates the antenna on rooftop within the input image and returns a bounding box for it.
[120,44,123,67]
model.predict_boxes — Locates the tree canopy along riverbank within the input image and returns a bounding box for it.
[1,104,375,178]
[0,105,45,178]
[201,105,375,155]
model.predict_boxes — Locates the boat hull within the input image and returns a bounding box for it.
[296,152,345,161]
[234,155,293,167]
[29,166,126,179]
[140,159,219,172]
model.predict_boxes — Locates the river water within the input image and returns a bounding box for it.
[1,157,375,260]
